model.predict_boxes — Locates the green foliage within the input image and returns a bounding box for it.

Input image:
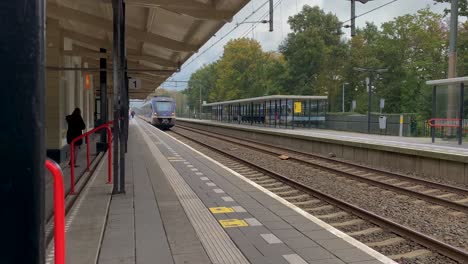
[433,0,468,17]
[183,4,468,120]
[184,38,288,113]
[279,5,347,101]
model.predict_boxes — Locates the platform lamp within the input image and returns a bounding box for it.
[353,67,388,133]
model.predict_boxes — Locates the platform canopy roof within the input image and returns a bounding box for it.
[426,76,468,86]
[47,0,250,99]
[203,95,328,106]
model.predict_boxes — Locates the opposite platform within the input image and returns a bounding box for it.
[177,118,468,185]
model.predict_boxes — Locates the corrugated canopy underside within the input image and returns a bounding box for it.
[48,0,250,99]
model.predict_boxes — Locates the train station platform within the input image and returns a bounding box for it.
[53,118,396,264]
[176,118,468,186]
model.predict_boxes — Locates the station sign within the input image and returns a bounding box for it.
[85,74,91,90]
[129,78,141,90]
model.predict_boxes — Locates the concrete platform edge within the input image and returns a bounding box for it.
[178,118,468,163]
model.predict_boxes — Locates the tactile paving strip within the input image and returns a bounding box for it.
[137,124,249,264]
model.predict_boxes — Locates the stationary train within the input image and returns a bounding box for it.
[138,96,176,129]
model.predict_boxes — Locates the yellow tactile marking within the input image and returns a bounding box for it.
[219,219,249,228]
[209,207,235,214]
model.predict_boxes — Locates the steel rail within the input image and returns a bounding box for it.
[175,125,468,213]
[169,128,468,263]
[177,124,468,196]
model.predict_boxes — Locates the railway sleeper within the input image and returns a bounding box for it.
[330,218,365,227]
[316,211,349,220]
[366,237,405,247]
[348,227,383,236]
[389,249,432,260]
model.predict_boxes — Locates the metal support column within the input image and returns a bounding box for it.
[275,100,278,128]
[1,1,45,263]
[308,99,311,128]
[112,0,121,193]
[316,100,319,128]
[285,99,288,129]
[279,99,282,128]
[251,102,253,125]
[269,100,272,127]
[431,86,436,143]
[368,75,373,134]
[119,2,127,193]
[238,104,241,124]
[99,48,108,150]
[292,100,295,129]
[459,83,464,145]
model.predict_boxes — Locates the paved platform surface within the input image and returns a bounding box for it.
[57,119,396,264]
[178,118,468,157]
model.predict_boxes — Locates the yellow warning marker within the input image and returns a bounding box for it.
[219,219,249,228]
[278,155,289,160]
[209,207,235,214]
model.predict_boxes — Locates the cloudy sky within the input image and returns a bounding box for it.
[161,0,451,91]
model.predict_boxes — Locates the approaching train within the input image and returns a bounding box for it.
[138,96,176,129]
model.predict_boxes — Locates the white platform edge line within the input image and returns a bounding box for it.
[139,125,235,264]
[135,121,249,264]
[156,122,398,264]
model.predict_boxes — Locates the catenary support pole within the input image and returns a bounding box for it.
[447,0,459,135]
[351,0,356,37]
[0,1,46,263]
[112,0,121,193]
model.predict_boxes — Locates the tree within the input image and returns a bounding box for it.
[279,5,348,111]
[213,38,269,101]
[185,62,218,114]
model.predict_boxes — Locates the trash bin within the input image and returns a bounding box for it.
[379,116,387,130]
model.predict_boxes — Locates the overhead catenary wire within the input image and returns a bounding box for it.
[182,0,271,69]
[165,0,283,89]
[170,0,399,88]
[342,0,399,24]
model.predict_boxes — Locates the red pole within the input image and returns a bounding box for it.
[45,159,66,264]
[70,142,75,194]
[107,126,112,183]
[86,135,90,171]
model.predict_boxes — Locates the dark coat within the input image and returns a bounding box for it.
[66,114,86,145]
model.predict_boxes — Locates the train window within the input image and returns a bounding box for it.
[156,101,172,111]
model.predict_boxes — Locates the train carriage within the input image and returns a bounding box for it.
[139,96,176,129]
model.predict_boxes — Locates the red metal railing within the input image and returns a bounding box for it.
[45,159,65,264]
[70,121,113,194]
[427,118,461,128]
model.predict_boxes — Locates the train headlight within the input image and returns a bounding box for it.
[152,112,158,116]
[171,112,175,117]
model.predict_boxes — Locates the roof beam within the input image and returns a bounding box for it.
[63,49,178,68]
[62,30,110,49]
[47,2,198,52]
[125,0,232,20]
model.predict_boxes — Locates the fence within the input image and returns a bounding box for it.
[70,121,113,194]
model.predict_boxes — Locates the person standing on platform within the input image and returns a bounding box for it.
[66,108,86,167]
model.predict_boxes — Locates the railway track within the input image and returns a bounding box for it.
[175,125,468,214]
[165,125,468,264]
